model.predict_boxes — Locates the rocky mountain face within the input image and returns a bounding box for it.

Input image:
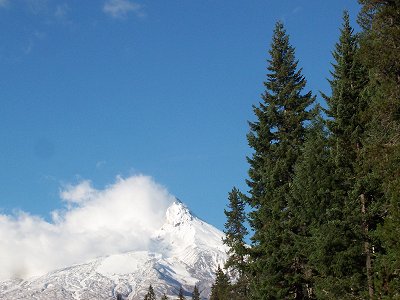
[0,201,227,300]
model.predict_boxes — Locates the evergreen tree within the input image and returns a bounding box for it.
[357,1,400,298]
[223,188,250,299]
[177,287,185,300]
[245,21,315,299]
[323,11,367,172]
[144,285,156,300]
[289,115,333,299]
[192,285,200,300]
[161,293,169,300]
[210,266,231,300]
[223,187,248,274]
[318,11,369,299]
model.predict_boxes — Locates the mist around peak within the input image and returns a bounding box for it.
[0,175,176,281]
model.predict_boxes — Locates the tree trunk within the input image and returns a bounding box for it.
[361,193,374,299]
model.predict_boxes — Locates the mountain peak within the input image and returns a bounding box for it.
[0,200,227,300]
[165,200,193,226]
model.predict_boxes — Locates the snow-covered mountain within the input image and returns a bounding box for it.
[0,201,227,300]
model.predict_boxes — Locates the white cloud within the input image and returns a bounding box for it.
[103,0,144,19]
[0,175,175,281]
[60,180,97,204]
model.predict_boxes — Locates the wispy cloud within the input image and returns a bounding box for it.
[21,30,46,55]
[0,175,175,280]
[23,40,34,54]
[60,180,98,204]
[25,0,49,15]
[280,6,303,23]
[103,0,144,19]
[0,1,74,62]
[292,6,302,15]
[96,160,107,169]
[52,3,75,27]
[0,0,8,8]
[54,3,69,19]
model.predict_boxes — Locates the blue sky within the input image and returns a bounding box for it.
[0,0,361,231]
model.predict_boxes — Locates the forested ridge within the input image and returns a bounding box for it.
[220,1,400,299]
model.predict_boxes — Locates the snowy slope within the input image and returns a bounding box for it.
[0,201,227,300]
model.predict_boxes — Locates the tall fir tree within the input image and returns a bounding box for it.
[223,188,250,300]
[192,285,200,300]
[245,21,315,299]
[319,11,369,299]
[323,11,367,174]
[358,0,400,298]
[289,115,333,299]
[144,285,156,300]
[223,187,249,299]
[223,187,248,274]
[210,266,231,300]
[160,293,169,300]
[177,287,185,300]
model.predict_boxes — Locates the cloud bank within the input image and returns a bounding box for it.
[0,175,175,281]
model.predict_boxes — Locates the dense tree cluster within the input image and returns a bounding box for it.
[139,284,202,300]
[123,2,399,300]
[220,1,400,299]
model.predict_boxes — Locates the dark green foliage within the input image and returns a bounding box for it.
[192,285,200,300]
[228,274,251,300]
[210,266,231,300]
[223,188,250,299]
[357,1,400,298]
[373,180,400,299]
[223,187,248,274]
[245,21,315,299]
[144,285,156,300]
[317,11,369,299]
[161,293,169,300]
[289,115,333,299]
[358,0,400,86]
[223,3,400,299]
[323,11,367,167]
[177,287,185,300]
